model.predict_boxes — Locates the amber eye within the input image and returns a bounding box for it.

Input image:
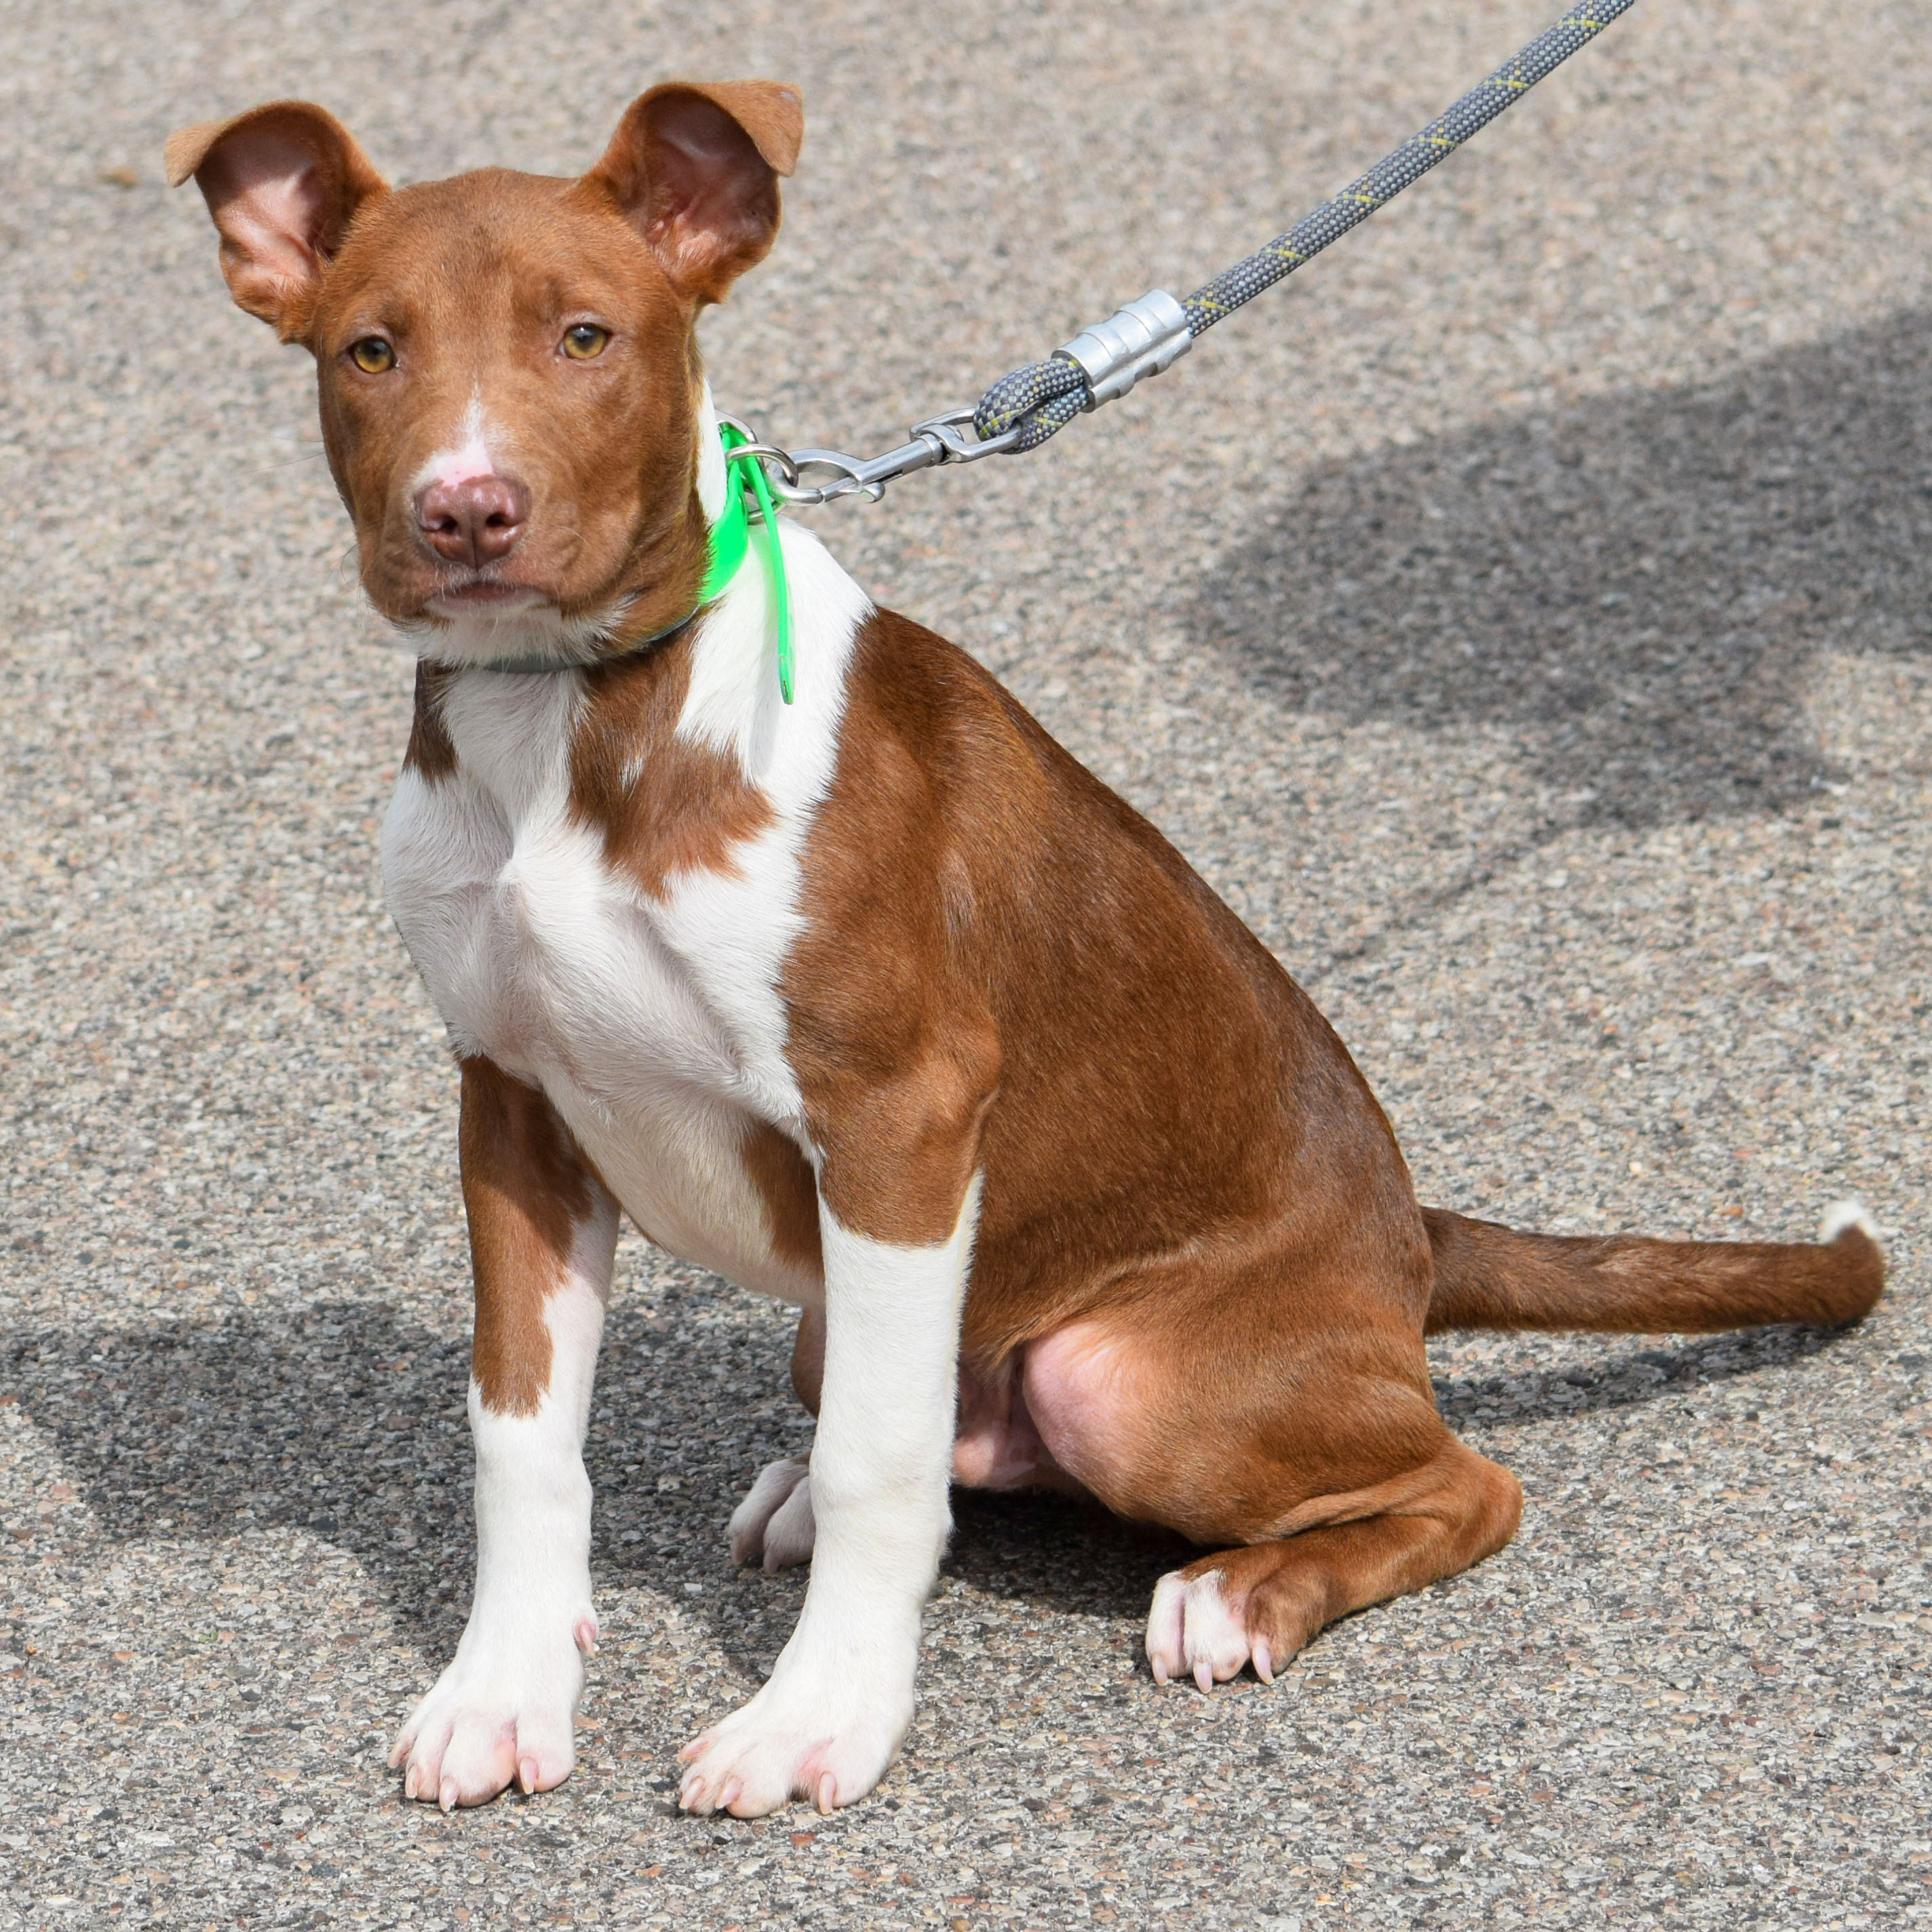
[349,337,395,374]
[562,324,611,360]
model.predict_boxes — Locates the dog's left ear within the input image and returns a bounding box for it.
[589,80,803,305]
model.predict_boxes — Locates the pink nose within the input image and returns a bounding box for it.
[415,474,530,567]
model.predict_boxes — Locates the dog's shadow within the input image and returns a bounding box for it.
[1429,1320,1850,1434]
[0,1289,1868,1655]
[1187,307,1932,850]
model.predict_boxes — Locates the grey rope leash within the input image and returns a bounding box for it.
[751,0,1639,506]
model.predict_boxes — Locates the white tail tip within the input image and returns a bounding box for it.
[1819,1199,1880,1247]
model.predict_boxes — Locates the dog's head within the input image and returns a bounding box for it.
[167,83,802,661]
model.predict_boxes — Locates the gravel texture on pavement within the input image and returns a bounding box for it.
[3,1,1929,1927]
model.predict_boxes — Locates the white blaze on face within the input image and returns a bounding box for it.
[412,391,499,500]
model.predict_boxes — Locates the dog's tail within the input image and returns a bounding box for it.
[1423,1200,1885,1335]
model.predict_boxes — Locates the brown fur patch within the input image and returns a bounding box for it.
[1173,1441,1522,1671]
[741,1121,822,1275]
[775,605,1879,1666]
[790,1307,825,1417]
[566,633,775,895]
[403,661,458,781]
[786,607,1425,1328]
[460,1056,600,1416]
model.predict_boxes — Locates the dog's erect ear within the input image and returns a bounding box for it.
[165,102,387,338]
[588,81,803,305]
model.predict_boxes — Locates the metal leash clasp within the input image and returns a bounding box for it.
[722,408,1023,509]
[908,407,1027,463]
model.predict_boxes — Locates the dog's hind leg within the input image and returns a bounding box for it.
[728,1308,823,1571]
[1143,1435,1522,1688]
[1020,1279,1521,1690]
[389,1057,618,1809]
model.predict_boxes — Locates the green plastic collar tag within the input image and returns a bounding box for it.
[701,442,750,602]
[714,421,794,703]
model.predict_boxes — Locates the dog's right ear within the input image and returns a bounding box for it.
[165,102,387,340]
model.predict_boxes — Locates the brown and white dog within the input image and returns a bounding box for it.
[168,81,1885,1820]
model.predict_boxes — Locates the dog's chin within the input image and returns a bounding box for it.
[425,583,549,619]
[385,584,637,670]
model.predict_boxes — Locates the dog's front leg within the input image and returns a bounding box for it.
[391,1057,617,1810]
[678,1165,982,1817]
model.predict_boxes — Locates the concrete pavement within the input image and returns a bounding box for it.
[2,1,1927,1924]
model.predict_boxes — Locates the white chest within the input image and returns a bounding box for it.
[379,669,813,1298]
[379,524,870,1301]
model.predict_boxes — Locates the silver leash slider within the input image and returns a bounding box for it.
[1058,290,1193,408]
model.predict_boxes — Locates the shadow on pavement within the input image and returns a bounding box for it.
[946,1487,1189,1620]
[1188,307,1932,829]
[1,1294,1869,1640]
[1430,1321,1854,1433]
[0,1294,796,1646]
[2,1300,476,1637]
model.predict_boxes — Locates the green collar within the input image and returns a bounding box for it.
[469,421,792,699]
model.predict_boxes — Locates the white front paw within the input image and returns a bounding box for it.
[728,1456,817,1570]
[677,1669,910,1817]
[389,1606,597,1810]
